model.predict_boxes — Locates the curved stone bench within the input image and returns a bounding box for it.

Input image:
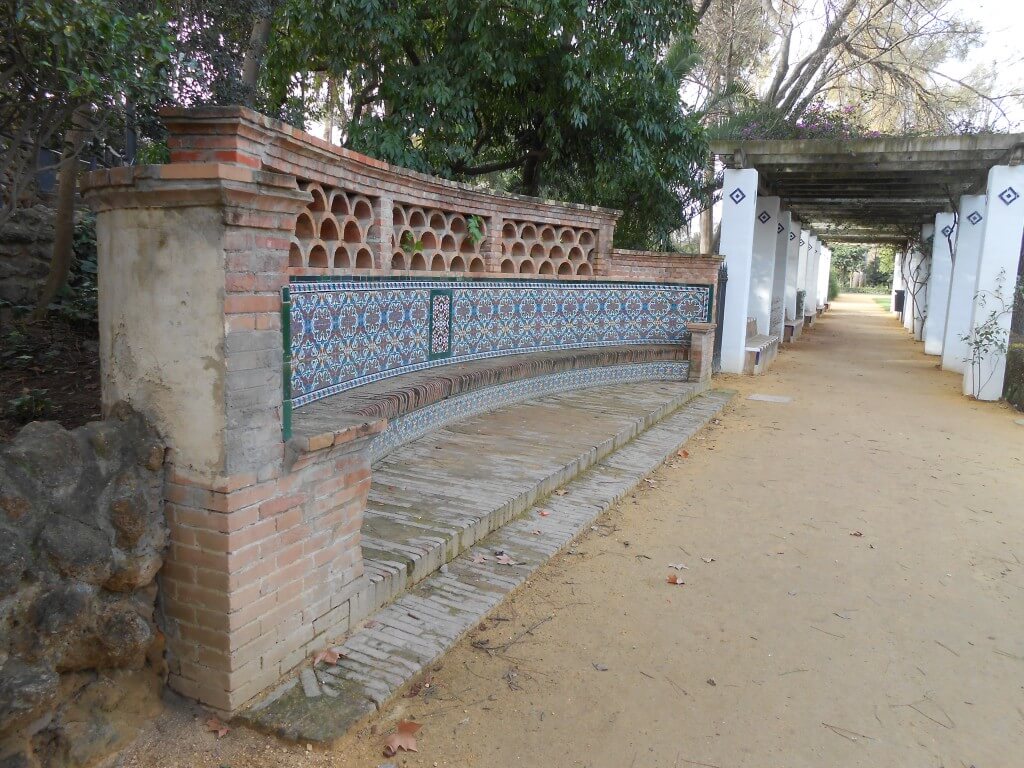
[289,344,694,464]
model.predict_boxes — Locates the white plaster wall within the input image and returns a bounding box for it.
[805,236,821,317]
[964,165,1024,400]
[784,218,801,321]
[941,195,986,372]
[97,206,228,475]
[719,169,759,373]
[749,196,781,335]
[770,209,791,338]
[923,212,955,355]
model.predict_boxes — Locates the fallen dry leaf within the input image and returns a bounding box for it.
[383,721,422,756]
[539,510,551,517]
[701,556,716,563]
[471,553,489,564]
[532,529,542,535]
[206,717,230,739]
[495,554,521,566]
[666,573,686,585]
[313,648,342,666]
[554,489,567,496]
[850,531,864,537]
[668,562,688,570]
[677,449,690,458]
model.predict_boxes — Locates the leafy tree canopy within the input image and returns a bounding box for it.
[264,0,708,248]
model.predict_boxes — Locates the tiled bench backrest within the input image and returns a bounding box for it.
[287,277,714,408]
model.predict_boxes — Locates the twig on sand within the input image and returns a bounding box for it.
[674,756,722,768]
[934,640,960,657]
[892,698,955,729]
[810,625,845,639]
[473,616,552,654]
[822,722,874,742]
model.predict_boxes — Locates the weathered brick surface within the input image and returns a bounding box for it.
[81,108,724,715]
[239,389,733,742]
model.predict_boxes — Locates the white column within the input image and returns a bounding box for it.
[923,212,955,355]
[941,195,986,372]
[902,248,916,331]
[912,223,933,339]
[890,246,905,312]
[719,169,759,374]
[964,165,1024,400]
[749,196,781,335]
[796,231,809,317]
[805,235,821,320]
[817,245,831,308]
[770,209,791,339]
[784,218,801,322]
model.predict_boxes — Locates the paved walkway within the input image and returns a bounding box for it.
[116,294,1024,768]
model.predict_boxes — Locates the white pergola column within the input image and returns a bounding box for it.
[719,169,759,374]
[817,245,831,308]
[941,195,986,372]
[784,218,801,323]
[902,248,915,331]
[914,223,933,339]
[923,212,955,355]
[796,231,809,318]
[749,196,781,335]
[805,235,821,321]
[964,165,1024,400]
[770,209,791,339]
[890,246,905,313]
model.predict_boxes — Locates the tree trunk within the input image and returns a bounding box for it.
[32,109,87,321]
[241,2,281,106]
[699,156,714,253]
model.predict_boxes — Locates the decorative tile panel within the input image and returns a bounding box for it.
[967,211,983,225]
[999,186,1019,206]
[758,211,771,224]
[729,188,746,204]
[289,278,712,407]
[368,362,691,463]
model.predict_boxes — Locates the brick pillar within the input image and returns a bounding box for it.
[83,163,379,713]
[686,322,717,386]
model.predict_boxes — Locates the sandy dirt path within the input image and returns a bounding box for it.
[116,294,1024,768]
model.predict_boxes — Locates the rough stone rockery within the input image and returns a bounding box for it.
[0,404,167,768]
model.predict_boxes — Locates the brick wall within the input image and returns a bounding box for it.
[83,108,722,714]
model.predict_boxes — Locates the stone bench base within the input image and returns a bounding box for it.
[743,333,780,375]
[239,386,732,742]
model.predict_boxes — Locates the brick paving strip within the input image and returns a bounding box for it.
[237,388,734,743]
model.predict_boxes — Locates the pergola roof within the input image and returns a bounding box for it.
[711,134,1024,245]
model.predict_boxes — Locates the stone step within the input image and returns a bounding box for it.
[238,388,734,743]
[353,380,705,622]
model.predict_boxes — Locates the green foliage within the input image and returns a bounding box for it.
[828,270,840,302]
[831,244,868,287]
[400,231,424,255]
[265,0,707,249]
[1,0,174,218]
[135,139,171,165]
[5,389,55,423]
[466,215,486,246]
[864,246,896,288]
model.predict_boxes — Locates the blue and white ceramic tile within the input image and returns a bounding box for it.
[289,278,711,407]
